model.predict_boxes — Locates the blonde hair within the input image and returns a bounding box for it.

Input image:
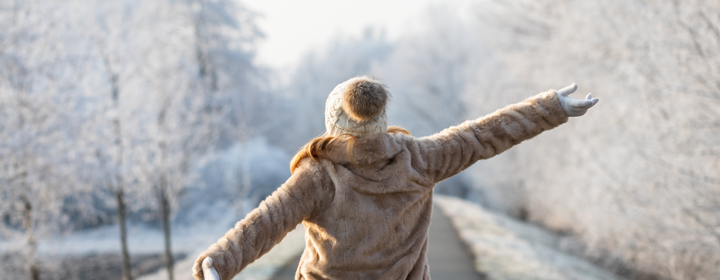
[290,126,411,174]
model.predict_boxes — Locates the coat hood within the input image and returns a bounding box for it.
[318,132,404,166]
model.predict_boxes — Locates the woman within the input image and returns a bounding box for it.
[192,76,599,280]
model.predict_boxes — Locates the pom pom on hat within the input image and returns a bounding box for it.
[342,77,388,122]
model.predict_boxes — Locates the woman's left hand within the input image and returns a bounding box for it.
[556,83,599,117]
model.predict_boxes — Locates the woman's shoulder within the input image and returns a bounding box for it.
[294,156,325,173]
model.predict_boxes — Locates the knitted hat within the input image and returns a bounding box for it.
[325,76,388,137]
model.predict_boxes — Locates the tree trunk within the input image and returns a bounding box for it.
[22,196,40,280]
[160,179,174,280]
[116,190,133,280]
[236,152,252,220]
[103,53,132,280]
[156,99,174,280]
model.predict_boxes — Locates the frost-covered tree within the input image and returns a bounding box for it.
[185,0,284,226]
[187,0,268,146]
[454,0,720,278]
[129,1,269,279]
[1,0,273,279]
[0,1,99,279]
[86,2,148,279]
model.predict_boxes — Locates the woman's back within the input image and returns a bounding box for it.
[297,132,435,279]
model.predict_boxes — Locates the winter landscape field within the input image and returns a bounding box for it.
[1,0,719,279]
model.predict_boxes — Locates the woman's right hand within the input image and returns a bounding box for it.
[193,257,221,280]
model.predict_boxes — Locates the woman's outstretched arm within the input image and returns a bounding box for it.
[192,162,331,280]
[413,83,598,183]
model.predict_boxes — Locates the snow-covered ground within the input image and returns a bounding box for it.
[0,197,306,280]
[0,199,238,258]
[434,195,623,280]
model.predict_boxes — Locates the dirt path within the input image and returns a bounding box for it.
[271,204,483,279]
[426,203,484,279]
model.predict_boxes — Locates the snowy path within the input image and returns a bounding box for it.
[426,202,485,279]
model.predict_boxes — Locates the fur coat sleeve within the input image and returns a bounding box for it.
[192,163,330,280]
[413,90,569,183]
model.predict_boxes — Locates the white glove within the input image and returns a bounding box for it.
[202,257,221,280]
[556,83,599,117]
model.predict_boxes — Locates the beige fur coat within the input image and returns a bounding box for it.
[193,90,569,280]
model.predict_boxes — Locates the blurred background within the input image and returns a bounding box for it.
[1,0,718,279]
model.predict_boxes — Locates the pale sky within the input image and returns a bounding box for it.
[242,0,441,70]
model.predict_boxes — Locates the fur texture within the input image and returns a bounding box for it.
[342,76,388,122]
[193,90,569,280]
